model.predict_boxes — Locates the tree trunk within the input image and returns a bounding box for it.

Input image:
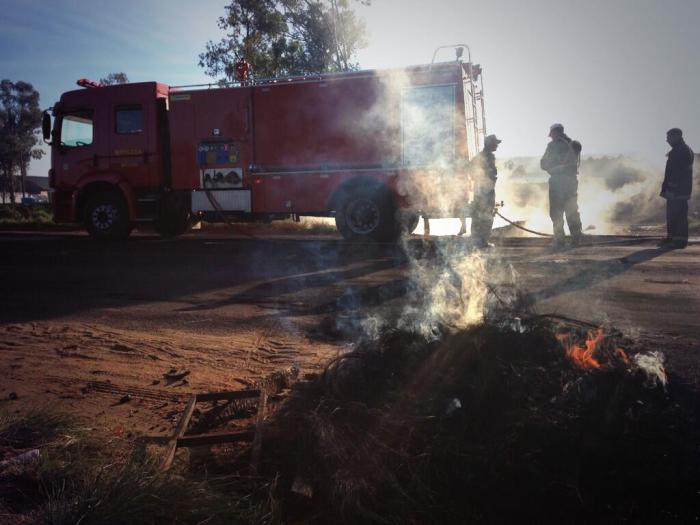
[19,151,27,202]
[20,152,26,200]
[8,162,16,204]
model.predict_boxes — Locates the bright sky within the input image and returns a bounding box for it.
[2,0,698,176]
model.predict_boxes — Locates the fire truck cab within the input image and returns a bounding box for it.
[44,45,486,241]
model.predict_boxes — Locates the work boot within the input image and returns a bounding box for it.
[570,233,588,247]
[550,239,566,251]
[470,237,493,249]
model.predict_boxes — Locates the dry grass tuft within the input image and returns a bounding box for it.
[0,408,268,525]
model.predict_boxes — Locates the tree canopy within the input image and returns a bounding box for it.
[199,0,369,82]
[0,80,43,203]
[100,72,129,85]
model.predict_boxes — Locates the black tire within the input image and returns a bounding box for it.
[155,193,190,238]
[334,184,398,241]
[84,190,130,240]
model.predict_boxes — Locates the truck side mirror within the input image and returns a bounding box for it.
[42,111,52,144]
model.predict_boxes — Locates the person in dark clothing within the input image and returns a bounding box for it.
[469,134,501,248]
[540,123,583,249]
[659,128,694,249]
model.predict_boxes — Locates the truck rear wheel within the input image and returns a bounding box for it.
[335,185,398,241]
[84,190,130,240]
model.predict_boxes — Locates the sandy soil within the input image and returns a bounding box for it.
[0,321,337,437]
[1,231,698,441]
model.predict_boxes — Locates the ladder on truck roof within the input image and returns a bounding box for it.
[170,66,410,91]
[171,44,487,157]
[432,44,487,159]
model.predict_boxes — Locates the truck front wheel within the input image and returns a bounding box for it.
[335,185,397,241]
[84,190,130,240]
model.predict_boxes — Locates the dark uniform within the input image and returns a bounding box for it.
[661,138,694,247]
[540,131,582,244]
[470,148,497,246]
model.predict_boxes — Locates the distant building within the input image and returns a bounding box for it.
[1,175,50,204]
[24,176,50,202]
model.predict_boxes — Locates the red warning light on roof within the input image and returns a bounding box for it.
[76,79,102,89]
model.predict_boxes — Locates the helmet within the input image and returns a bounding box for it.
[549,123,564,132]
[484,134,502,146]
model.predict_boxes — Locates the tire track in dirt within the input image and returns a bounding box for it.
[44,375,187,403]
[1,298,342,438]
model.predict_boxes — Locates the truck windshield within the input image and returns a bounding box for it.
[60,110,94,147]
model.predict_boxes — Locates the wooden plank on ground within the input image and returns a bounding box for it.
[196,389,261,402]
[177,430,256,447]
[249,388,268,475]
[160,394,197,471]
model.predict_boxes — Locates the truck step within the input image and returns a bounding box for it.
[136,195,161,221]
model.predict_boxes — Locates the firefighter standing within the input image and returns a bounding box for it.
[540,123,583,248]
[469,134,501,248]
[659,128,694,249]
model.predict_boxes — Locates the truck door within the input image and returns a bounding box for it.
[55,107,100,190]
[109,102,158,189]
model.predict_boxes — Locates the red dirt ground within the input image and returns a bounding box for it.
[1,231,698,442]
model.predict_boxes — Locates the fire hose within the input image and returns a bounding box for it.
[493,210,552,237]
[203,190,652,246]
[204,189,257,239]
[492,209,665,247]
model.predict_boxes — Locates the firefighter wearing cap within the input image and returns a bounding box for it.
[659,128,694,249]
[540,123,583,248]
[468,134,501,247]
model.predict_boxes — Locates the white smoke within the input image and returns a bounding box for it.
[632,351,668,390]
[496,155,668,235]
[368,67,508,338]
[397,248,489,338]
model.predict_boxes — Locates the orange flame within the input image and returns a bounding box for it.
[556,327,629,370]
[614,347,630,365]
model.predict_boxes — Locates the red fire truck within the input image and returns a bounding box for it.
[43,45,486,240]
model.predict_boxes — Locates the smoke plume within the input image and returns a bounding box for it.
[373,68,514,339]
[495,155,688,234]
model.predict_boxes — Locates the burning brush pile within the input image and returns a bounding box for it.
[257,317,698,523]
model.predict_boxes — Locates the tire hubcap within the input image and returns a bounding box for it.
[92,203,117,231]
[346,198,380,235]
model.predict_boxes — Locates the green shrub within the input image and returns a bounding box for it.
[0,204,53,225]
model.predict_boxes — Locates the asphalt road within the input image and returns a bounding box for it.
[1,231,698,401]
